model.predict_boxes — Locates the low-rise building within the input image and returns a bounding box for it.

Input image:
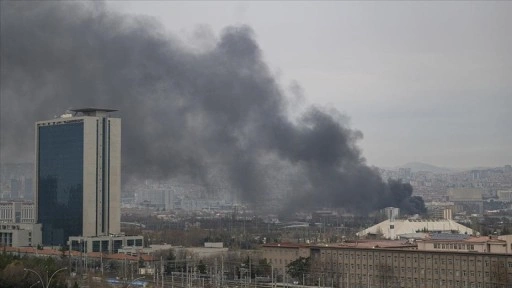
[0,223,41,247]
[68,234,144,253]
[265,235,512,288]
[417,234,512,254]
[448,188,484,214]
[309,240,511,288]
[425,201,454,219]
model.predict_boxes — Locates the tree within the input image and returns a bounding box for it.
[0,260,27,288]
[286,257,310,284]
[254,259,271,278]
[197,260,207,274]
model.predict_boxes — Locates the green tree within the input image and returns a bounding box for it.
[286,257,310,284]
[254,259,271,278]
[197,260,207,274]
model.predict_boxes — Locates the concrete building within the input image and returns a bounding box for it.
[497,190,512,202]
[68,234,143,253]
[266,238,512,288]
[0,201,36,223]
[0,223,42,247]
[425,201,454,220]
[383,207,400,221]
[357,219,475,240]
[309,240,512,288]
[417,234,512,254]
[262,243,311,278]
[35,108,121,246]
[447,188,484,214]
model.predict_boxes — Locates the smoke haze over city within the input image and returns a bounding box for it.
[2,1,509,214]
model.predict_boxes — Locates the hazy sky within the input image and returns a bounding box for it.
[105,1,511,169]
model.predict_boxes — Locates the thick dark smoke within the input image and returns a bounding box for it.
[0,1,420,214]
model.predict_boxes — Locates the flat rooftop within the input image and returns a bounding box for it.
[70,108,117,113]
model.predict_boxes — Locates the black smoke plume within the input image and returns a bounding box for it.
[0,2,420,214]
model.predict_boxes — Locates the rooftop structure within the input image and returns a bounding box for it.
[70,107,117,117]
[357,219,475,240]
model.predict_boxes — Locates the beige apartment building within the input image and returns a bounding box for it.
[418,235,512,254]
[262,243,311,277]
[263,238,512,288]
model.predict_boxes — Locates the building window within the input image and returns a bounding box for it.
[92,240,100,252]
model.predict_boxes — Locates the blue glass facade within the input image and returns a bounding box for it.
[37,121,84,246]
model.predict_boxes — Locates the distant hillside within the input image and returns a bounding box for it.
[400,162,454,173]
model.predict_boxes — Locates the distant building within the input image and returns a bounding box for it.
[24,177,33,200]
[447,188,484,214]
[497,190,512,202]
[383,207,400,221]
[0,201,36,223]
[10,178,21,199]
[425,201,454,220]
[312,210,338,224]
[36,108,121,246]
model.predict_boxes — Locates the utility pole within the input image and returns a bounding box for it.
[221,256,224,288]
[161,256,164,288]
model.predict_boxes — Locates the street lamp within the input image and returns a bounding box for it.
[24,267,68,288]
[48,268,68,288]
[24,268,44,288]
[127,276,145,288]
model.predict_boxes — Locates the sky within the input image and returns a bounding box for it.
[107,1,512,169]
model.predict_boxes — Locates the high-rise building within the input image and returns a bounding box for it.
[35,108,121,246]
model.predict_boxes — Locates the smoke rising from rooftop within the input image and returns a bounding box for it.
[0,1,421,214]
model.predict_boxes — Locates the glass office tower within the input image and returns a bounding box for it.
[36,109,121,246]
